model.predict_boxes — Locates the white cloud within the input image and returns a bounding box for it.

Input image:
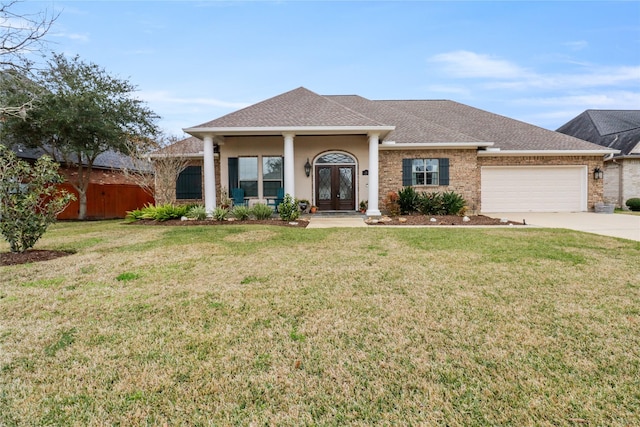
[138,90,249,109]
[514,91,640,109]
[429,50,532,79]
[563,40,589,51]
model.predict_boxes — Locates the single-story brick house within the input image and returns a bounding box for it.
[167,87,616,215]
[557,110,639,209]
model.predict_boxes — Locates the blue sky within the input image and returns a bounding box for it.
[14,0,640,137]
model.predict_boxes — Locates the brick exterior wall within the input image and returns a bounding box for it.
[605,158,640,208]
[379,149,480,211]
[378,151,605,213]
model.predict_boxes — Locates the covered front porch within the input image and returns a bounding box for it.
[183,126,394,216]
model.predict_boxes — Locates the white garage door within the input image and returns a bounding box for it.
[481,166,587,212]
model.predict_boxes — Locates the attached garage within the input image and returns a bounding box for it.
[481,166,588,212]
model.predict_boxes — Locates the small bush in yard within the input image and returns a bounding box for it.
[383,191,401,217]
[398,186,420,214]
[626,198,640,211]
[0,146,75,253]
[231,205,251,220]
[153,204,188,221]
[278,194,299,221]
[251,203,273,220]
[186,205,207,220]
[213,207,228,221]
[417,192,443,215]
[441,191,466,215]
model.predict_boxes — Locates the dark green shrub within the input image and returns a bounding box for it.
[278,194,300,221]
[231,206,251,220]
[441,191,467,215]
[251,203,273,220]
[417,192,444,215]
[398,186,419,214]
[626,198,640,211]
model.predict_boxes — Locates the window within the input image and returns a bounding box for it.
[262,156,283,197]
[176,166,202,199]
[402,158,449,186]
[238,157,258,197]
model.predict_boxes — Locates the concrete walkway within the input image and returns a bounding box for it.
[306,216,367,228]
[490,212,640,241]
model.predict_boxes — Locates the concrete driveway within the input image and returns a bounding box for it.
[490,212,640,241]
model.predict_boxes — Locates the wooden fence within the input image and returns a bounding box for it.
[57,183,154,220]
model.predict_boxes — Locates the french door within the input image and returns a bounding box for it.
[315,165,355,211]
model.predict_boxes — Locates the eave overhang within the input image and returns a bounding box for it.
[183,125,396,140]
[477,149,619,157]
[380,142,494,150]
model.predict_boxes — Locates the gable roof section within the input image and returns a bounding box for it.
[557,110,640,155]
[382,100,606,152]
[191,87,384,129]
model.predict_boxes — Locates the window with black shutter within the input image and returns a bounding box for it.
[176,166,202,199]
[402,158,449,186]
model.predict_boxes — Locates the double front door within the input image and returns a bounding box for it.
[315,165,355,211]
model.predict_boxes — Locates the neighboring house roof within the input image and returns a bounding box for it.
[182,87,613,154]
[556,110,640,156]
[12,144,152,172]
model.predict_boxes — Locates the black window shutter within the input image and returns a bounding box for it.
[402,159,413,186]
[228,157,239,189]
[176,166,202,199]
[439,158,450,186]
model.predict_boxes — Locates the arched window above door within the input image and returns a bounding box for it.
[316,153,355,164]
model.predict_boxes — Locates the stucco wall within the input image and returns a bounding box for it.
[220,135,370,207]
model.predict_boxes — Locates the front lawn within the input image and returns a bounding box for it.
[1,221,639,426]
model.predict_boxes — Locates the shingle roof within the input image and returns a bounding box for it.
[557,110,640,155]
[193,87,384,128]
[12,144,151,171]
[186,87,610,152]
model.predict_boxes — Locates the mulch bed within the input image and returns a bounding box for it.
[130,218,311,228]
[0,249,74,267]
[366,215,523,226]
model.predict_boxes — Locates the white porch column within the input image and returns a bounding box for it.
[366,132,381,216]
[283,132,295,197]
[203,135,216,215]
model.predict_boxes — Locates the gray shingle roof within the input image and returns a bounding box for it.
[12,144,151,171]
[186,87,610,152]
[193,87,384,128]
[557,110,640,155]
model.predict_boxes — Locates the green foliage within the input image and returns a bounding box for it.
[116,272,140,282]
[441,190,467,215]
[125,203,188,222]
[213,207,229,221]
[231,205,251,220]
[278,194,300,221]
[625,198,640,211]
[186,205,207,220]
[416,192,443,215]
[0,146,75,253]
[251,203,273,220]
[2,54,159,219]
[397,187,419,214]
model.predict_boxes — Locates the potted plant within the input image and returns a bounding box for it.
[309,205,318,213]
[298,199,309,213]
[359,200,368,213]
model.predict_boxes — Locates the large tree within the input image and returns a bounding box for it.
[0,1,57,118]
[4,54,160,219]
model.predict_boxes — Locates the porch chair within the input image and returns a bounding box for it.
[231,188,248,207]
[266,187,285,212]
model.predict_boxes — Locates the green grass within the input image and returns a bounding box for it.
[1,221,639,426]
